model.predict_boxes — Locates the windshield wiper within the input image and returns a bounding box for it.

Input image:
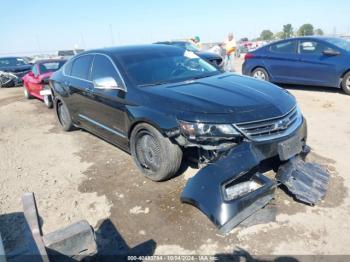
[187,72,221,81]
[138,81,170,87]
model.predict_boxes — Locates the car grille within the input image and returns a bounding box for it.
[234,106,302,142]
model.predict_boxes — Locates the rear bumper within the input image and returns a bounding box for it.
[181,120,307,233]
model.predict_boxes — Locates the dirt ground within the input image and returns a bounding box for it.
[1,61,350,258]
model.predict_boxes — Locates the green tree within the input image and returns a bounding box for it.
[260,30,274,41]
[314,28,324,35]
[298,24,314,36]
[274,31,284,40]
[283,24,294,39]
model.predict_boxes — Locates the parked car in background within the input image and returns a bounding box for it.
[0,57,32,87]
[22,59,66,108]
[242,37,350,95]
[58,49,84,59]
[154,41,223,68]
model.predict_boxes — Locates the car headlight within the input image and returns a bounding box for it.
[178,120,241,141]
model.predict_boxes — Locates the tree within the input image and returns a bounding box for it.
[260,30,274,41]
[283,24,294,39]
[274,31,284,40]
[314,28,324,35]
[298,24,314,36]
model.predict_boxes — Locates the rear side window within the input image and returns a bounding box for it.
[64,60,73,75]
[299,40,327,54]
[270,41,297,54]
[91,55,124,87]
[70,55,93,80]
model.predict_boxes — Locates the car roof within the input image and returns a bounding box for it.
[80,44,183,56]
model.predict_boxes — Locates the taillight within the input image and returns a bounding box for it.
[244,53,254,60]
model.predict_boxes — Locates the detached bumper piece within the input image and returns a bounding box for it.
[181,143,277,234]
[277,156,330,205]
[181,140,330,234]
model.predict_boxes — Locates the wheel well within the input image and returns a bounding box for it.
[128,120,164,139]
[251,66,267,75]
[341,69,350,78]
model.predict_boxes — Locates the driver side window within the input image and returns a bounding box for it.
[91,55,124,88]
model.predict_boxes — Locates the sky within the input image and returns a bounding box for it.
[1,0,349,55]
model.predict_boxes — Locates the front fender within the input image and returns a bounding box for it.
[126,106,179,137]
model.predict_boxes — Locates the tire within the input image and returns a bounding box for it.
[24,87,32,99]
[43,95,53,108]
[341,71,350,95]
[130,123,183,181]
[252,67,270,82]
[56,100,75,131]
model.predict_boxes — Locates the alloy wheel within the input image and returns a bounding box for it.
[135,130,161,173]
[253,70,266,80]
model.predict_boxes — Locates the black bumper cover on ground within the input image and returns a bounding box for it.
[181,120,328,234]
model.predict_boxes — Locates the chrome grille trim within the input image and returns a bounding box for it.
[234,106,303,142]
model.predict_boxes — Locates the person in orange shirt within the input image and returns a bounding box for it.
[224,33,237,72]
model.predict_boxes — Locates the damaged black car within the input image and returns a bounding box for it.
[50,44,329,234]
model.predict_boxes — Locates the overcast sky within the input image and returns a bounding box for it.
[1,0,349,55]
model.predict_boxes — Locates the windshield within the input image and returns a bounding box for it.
[326,38,350,52]
[172,42,199,52]
[0,57,28,68]
[117,48,220,86]
[39,61,66,74]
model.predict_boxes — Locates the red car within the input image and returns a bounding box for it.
[22,59,66,108]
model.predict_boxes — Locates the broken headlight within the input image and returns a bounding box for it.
[178,120,241,141]
[224,180,262,200]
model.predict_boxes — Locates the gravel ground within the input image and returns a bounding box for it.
[1,61,350,258]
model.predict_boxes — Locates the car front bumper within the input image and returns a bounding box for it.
[181,119,309,234]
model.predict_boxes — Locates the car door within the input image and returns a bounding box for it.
[264,40,300,83]
[297,39,338,86]
[64,54,95,127]
[86,54,128,148]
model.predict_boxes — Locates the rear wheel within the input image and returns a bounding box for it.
[43,95,53,108]
[252,67,269,82]
[130,123,183,181]
[341,71,350,95]
[56,100,75,131]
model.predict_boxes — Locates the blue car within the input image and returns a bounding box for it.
[242,37,350,95]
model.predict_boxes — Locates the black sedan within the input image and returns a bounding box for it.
[155,41,223,68]
[50,44,309,233]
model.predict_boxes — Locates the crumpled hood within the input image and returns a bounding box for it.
[141,73,296,123]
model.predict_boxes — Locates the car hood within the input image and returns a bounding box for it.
[141,73,296,123]
[195,51,222,60]
[0,64,31,73]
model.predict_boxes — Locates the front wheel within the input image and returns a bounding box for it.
[24,87,32,99]
[341,72,350,95]
[130,123,183,181]
[252,67,270,82]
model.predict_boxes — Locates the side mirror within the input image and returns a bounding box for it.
[323,49,340,56]
[93,77,122,90]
